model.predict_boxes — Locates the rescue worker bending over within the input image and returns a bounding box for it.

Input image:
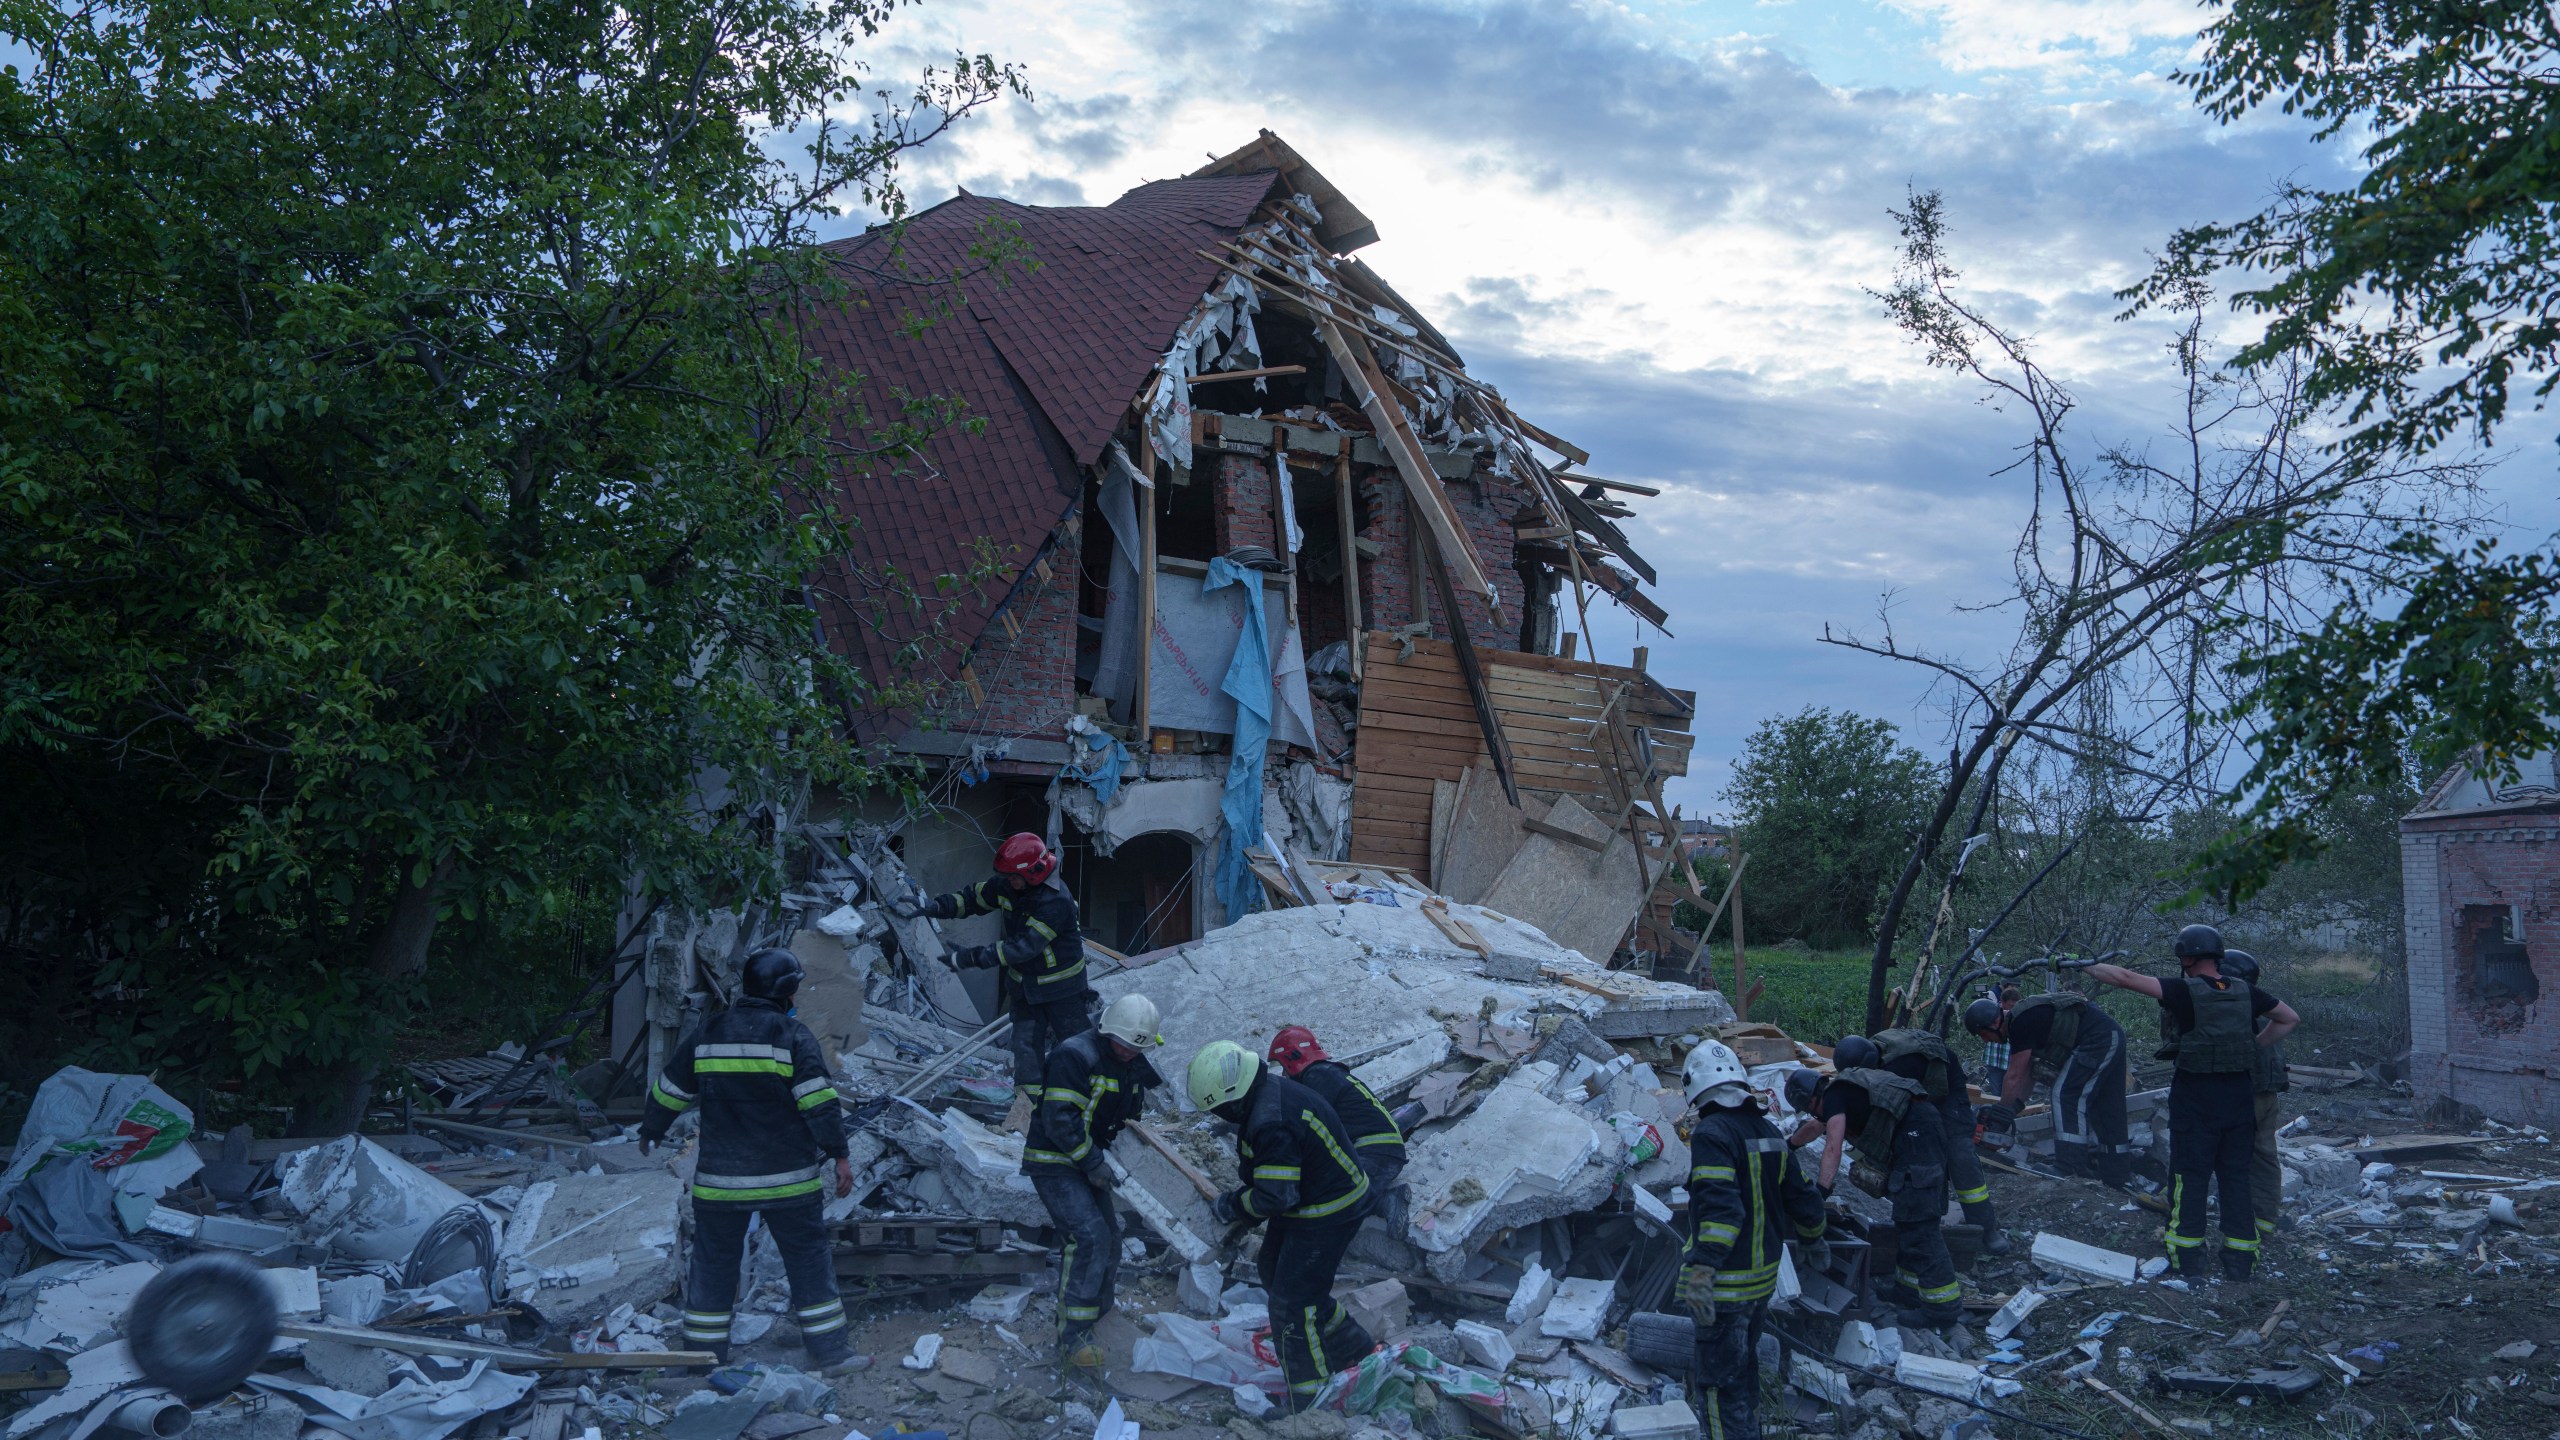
[1966,986,2134,1187]
[1786,1065,1960,1329]
[897,832,1092,1114]
[1268,1025,1410,1226]
[2215,949,2291,1239]
[1189,1040,1374,1410]
[640,948,866,1373]
[1838,1030,2008,1255]
[1680,1041,1826,1440]
[1023,994,1164,1373]
[2084,926,2298,1281]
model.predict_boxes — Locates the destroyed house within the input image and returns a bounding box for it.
[805,131,1701,978]
[2402,753,2560,1128]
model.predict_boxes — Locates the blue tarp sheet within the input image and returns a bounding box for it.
[1204,557,1273,924]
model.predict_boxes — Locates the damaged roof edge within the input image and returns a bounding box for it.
[1191,129,1380,254]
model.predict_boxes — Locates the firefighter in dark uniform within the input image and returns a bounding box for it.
[1838,1030,2008,1254]
[1022,993,1165,1372]
[1267,1025,1409,1225]
[1188,1040,1374,1411]
[2216,949,2291,1239]
[1679,1041,1826,1440]
[1966,987,2134,1186]
[897,832,1092,1113]
[640,948,866,1373]
[2085,926,2299,1280]
[1786,1064,1960,1328]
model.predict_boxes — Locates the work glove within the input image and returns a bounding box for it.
[1086,1166,1117,1196]
[1676,1265,1718,1327]
[1211,1189,1244,1225]
[952,944,997,970]
[1981,1102,2017,1131]
[1797,1238,1831,1277]
[888,894,924,920]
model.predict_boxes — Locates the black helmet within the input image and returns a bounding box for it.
[1833,1035,1881,1071]
[2219,948,2260,984]
[2174,924,2226,962]
[1783,1068,1822,1112]
[1963,996,2006,1037]
[743,946,805,1001]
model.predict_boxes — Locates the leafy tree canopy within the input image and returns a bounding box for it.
[0,0,1016,1126]
[1725,707,1936,950]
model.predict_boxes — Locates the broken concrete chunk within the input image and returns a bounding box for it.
[1834,1320,1900,1369]
[1504,1263,1556,1327]
[1894,1352,1982,1402]
[903,1333,943,1370]
[299,1339,402,1397]
[1788,1353,1852,1406]
[1539,1278,1614,1341]
[1454,1319,1515,1371]
[1340,1279,1410,1341]
[1608,1400,1699,1440]
[2495,1340,2540,1362]
[966,1285,1034,1324]
[260,1267,323,1318]
[274,1135,473,1263]
[1985,1288,2043,1340]
[2029,1232,2140,1284]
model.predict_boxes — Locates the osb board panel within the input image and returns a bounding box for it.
[1477,793,1651,965]
[1434,765,1533,906]
[1348,631,1697,877]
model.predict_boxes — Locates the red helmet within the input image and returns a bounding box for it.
[1268,1025,1328,1077]
[994,832,1058,884]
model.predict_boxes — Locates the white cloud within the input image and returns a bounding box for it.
[1884,0,2203,75]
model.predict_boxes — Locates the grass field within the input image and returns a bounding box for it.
[1709,940,2402,1067]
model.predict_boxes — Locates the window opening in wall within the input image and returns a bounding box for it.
[1155,459,1217,562]
[1061,828,1197,955]
[2459,903,2539,1015]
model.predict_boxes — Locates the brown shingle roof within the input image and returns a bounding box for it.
[803,172,1283,725]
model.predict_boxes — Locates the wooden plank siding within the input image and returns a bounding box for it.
[1347,632,1697,880]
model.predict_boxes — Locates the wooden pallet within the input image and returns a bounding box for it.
[834,1215,1005,1253]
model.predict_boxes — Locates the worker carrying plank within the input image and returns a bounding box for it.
[1681,1040,1827,1440]
[1189,1040,1375,1411]
[1023,993,1166,1374]
[894,831,1092,1121]
[1965,985,2135,1187]
[1787,1064,1961,1329]
[2082,926,2298,1281]
[639,947,868,1374]
[1267,1024,1410,1225]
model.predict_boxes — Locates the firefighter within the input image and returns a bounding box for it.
[896,832,1092,1117]
[1267,1025,1409,1225]
[2215,948,2290,1239]
[640,948,866,1373]
[1785,1064,1959,1328]
[1839,1030,2008,1254]
[1965,986,2134,1187]
[1023,993,1165,1373]
[1680,1041,1827,1440]
[1188,1040,1374,1410]
[2084,926,2299,1280]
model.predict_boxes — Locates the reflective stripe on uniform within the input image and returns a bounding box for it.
[1050,1088,1094,1111]
[651,1077,692,1111]
[693,1164,824,1202]
[683,1310,732,1341]
[796,1084,839,1112]
[1254,1165,1302,1181]
[1292,1113,1372,1218]
[695,1057,794,1077]
[1919,1276,1963,1303]
[797,1299,847,1335]
[2223,1235,2260,1253]
[1354,1132,1401,1147]
[1955,1183,1990,1204]
[1694,1165,1737,1182]
[697,1043,793,1062]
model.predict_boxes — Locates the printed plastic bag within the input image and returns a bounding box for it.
[1607,1112,1662,1168]
[0,1068,200,1204]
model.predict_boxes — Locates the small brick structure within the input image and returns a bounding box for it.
[2401,758,2560,1128]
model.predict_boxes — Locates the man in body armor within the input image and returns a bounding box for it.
[1786,1065,1959,1328]
[2085,927,2299,1280]
[1680,1041,1827,1440]
[1836,1030,2007,1254]
[898,832,1091,1118]
[1965,986,2133,1187]
[2214,949,2291,1239]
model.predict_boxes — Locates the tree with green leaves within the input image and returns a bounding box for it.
[1723,707,1936,950]
[2131,0,2560,902]
[0,0,1018,1128]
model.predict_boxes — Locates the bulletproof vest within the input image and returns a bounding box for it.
[2253,1029,2289,1094]
[1874,1028,1959,1100]
[2171,976,2258,1074]
[1833,1067,1927,1164]
[2013,992,2089,1079]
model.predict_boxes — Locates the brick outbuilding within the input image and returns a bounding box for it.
[2401,757,2560,1127]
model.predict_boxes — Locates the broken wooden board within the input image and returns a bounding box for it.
[1477,794,1647,966]
[1429,776,1460,884]
[2153,1364,2321,1400]
[2349,1134,2483,1163]
[1420,898,1492,958]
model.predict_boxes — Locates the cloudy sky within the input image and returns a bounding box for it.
[842,0,2492,817]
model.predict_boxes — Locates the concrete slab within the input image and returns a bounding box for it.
[1406,1065,1612,1281]
[508,1167,684,1327]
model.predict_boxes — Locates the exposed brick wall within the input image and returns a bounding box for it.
[2402,812,2560,1128]
[920,512,1085,742]
[1356,466,1521,654]
[1214,452,1279,556]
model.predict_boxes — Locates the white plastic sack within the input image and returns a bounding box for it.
[0,1068,200,1203]
[275,1136,473,1262]
[1130,1313,1281,1390]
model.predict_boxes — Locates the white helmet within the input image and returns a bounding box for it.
[1099,993,1163,1049]
[1683,1040,1752,1108]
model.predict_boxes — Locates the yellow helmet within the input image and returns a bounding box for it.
[1187,1040,1259,1112]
